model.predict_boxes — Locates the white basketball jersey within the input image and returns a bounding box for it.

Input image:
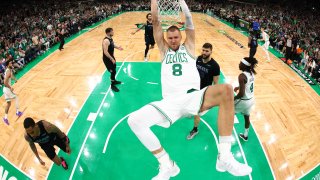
[242,71,254,99]
[4,69,11,84]
[161,44,200,98]
[262,31,269,42]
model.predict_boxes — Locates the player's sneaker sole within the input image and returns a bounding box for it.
[152,161,180,180]
[239,133,248,141]
[3,118,9,125]
[111,85,119,92]
[187,131,198,140]
[216,156,252,176]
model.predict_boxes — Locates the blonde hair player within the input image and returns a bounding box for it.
[127,0,252,179]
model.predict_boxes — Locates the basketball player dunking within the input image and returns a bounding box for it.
[127,0,252,179]
[234,57,258,141]
[131,13,155,62]
[3,60,23,125]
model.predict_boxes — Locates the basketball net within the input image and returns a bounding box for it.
[158,0,182,28]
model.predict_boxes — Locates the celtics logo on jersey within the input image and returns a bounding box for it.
[165,52,188,64]
[163,45,195,77]
[135,21,186,31]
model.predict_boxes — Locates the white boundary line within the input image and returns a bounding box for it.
[297,162,320,179]
[219,65,275,179]
[250,123,276,179]
[0,154,33,179]
[102,114,131,153]
[200,118,219,145]
[210,11,320,179]
[2,15,109,180]
[202,114,252,180]
[232,127,253,180]
[146,82,159,85]
[101,114,251,179]
[68,50,144,180]
[101,61,161,153]
[45,71,106,180]
[2,26,104,180]
[68,62,125,180]
[100,117,220,154]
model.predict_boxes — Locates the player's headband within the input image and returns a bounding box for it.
[241,59,251,66]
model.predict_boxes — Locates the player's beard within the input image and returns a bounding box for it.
[202,54,209,59]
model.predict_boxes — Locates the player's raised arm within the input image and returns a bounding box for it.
[151,0,167,56]
[180,0,195,56]
[131,24,146,35]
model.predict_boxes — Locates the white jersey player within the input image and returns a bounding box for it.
[234,57,258,141]
[127,0,252,179]
[261,27,271,62]
[3,60,23,125]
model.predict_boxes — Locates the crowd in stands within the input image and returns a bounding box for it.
[0,0,150,85]
[0,0,319,85]
[206,1,320,83]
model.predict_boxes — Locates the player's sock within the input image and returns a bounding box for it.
[244,128,249,137]
[193,126,198,132]
[155,149,171,166]
[218,136,233,158]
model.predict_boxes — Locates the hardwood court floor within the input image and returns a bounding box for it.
[0,12,319,180]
